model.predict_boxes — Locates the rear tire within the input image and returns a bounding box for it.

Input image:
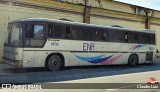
[128,54,138,66]
[46,55,63,71]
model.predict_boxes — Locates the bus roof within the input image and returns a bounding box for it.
[9,18,155,34]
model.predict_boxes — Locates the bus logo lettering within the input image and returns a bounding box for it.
[83,43,95,51]
[51,42,59,46]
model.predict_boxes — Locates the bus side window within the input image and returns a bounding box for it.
[110,30,125,42]
[26,24,33,38]
[135,33,138,43]
[65,26,71,38]
[151,34,155,44]
[138,33,146,44]
[48,24,53,37]
[91,28,104,41]
[82,27,91,41]
[33,25,45,39]
[71,26,83,40]
[145,33,150,44]
[125,32,128,42]
[25,23,46,47]
[53,25,70,39]
[54,25,63,38]
[26,24,45,39]
[103,31,109,41]
[128,32,138,43]
[95,29,102,41]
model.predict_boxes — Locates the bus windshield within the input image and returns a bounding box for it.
[6,23,22,46]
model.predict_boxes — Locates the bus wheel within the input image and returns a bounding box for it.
[47,55,63,71]
[128,55,138,66]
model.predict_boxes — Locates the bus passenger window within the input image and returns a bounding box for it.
[48,24,53,37]
[101,31,109,41]
[95,30,101,40]
[54,25,64,38]
[138,33,146,44]
[33,25,45,39]
[26,24,33,38]
[91,28,103,41]
[125,32,128,42]
[71,26,83,40]
[128,32,138,43]
[151,34,155,44]
[135,33,138,42]
[65,26,71,38]
[53,25,70,39]
[24,24,46,47]
[110,30,125,42]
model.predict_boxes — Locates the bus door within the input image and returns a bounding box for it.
[23,22,47,67]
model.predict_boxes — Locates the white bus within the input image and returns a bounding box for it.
[2,18,156,71]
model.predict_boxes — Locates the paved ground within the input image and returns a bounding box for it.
[0,60,159,92]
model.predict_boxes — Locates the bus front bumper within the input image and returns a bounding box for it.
[2,57,23,68]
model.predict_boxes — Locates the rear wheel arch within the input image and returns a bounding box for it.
[128,54,139,65]
[45,53,65,70]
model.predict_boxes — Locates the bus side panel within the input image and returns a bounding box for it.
[34,51,72,67]
[145,45,156,63]
[84,41,111,65]
[110,53,129,65]
[69,40,90,66]
[43,39,75,66]
[137,53,146,64]
[107,43,128,52]
[23,51,35,67]
[34,51,46,67]
[106,42,129,65]
[60,52,73,66]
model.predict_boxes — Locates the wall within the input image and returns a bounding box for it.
[0,0,160,60]
[0,2,83,60]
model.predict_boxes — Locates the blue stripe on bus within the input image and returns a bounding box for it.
[75,54,105,61]
[75,54,114,64]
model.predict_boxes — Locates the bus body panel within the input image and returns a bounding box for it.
[3,46,23,67]
[20,39,156,67]
[3,41,156,68]
[23,50,35,67]
[2,18,157,69]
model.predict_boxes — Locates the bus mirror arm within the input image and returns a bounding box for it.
[156,49,160,58]
[157,49,159,53]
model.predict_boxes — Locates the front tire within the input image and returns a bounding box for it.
[128,54,138,66]
[46,55,63,71]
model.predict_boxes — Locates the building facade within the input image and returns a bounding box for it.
[0,0,160,60]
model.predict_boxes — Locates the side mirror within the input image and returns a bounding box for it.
[157,49,159,53]
[156,49,160,58]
